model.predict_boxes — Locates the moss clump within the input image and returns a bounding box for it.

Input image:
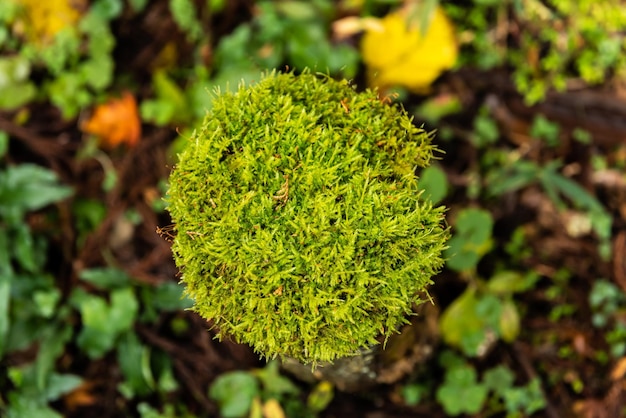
[167,70,448,363]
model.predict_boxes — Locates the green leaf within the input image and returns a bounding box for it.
[150,281,193,311]
[472,113,499,147]
[109,287,139,332]
[0,270,10,357]
[4,364,81,418]
[46,73,92,119]
[140,100,176,127]
[80,56,114,90]
[253,360,300,398]
[530,115,560,147]
[486,160,539,197]
[439,288,481,354]
[44,373,83,402]
[274,1,319,20]
[33,288,61,318]
[541,168,604,213]
[209,371,260,418]
[128,0,149,12]
[487,271,528,295]
[76,288,138,358]
[440,288,503,356]
[418,165,449,204]
[475,294,502,327]
[437,350,466,369]
[286,24,334,71]
[414,94,462,124]
[154,353,178,392]
[208,0,226,12]
[572,128,592,144]
[13,222,37,272]
[445,208,493,272]
[79,267,132,290]
[0,56,36,110]
[35,325,72,391]
[118,332,153,397]
[483,365,515,394]
[76,295,115,358]
[540,166,612,258]
[307,381,334,412]
[169,0,203,41]
[90,0,123,20]
[501,378,546,415]
[0,164,73,219]
[151,70,190,124]
[0,130,8,157]
[0,82,36,110]
[436,364,488,415]
[401,383,428,406]
[6,396,63,418]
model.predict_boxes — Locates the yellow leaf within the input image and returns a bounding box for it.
[81,92,141,149]
[498,299,520,343]
[307,380,334,412]
[11,0,86,46]
[262,399,285,418]
[361,5,458,92]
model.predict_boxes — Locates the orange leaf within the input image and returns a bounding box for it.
[81,92,141,148]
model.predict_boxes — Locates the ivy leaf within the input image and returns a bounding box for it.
[436,364,488,415]
[483,365,515,394]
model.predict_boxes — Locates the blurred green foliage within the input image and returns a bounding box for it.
[435,351,545,417]
[0,150,75,416]
[445,0,626,104]
[486,159,612,259]
[208,361,328,418]
[0,157,193,416]
[0,0,117,117]
[590,279,626,358]
[445,208,494,273]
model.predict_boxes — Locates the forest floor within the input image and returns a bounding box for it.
[3,1,626,417]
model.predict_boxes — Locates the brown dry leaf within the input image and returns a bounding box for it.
[332,16,383,40]
[81,92,141,149]
[573,399,608,418]
[611,357,626,381]
[63,380,97,411]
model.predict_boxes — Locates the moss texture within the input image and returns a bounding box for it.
[167,70,449,363]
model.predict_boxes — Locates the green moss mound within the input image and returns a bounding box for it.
[167,70,449,363]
